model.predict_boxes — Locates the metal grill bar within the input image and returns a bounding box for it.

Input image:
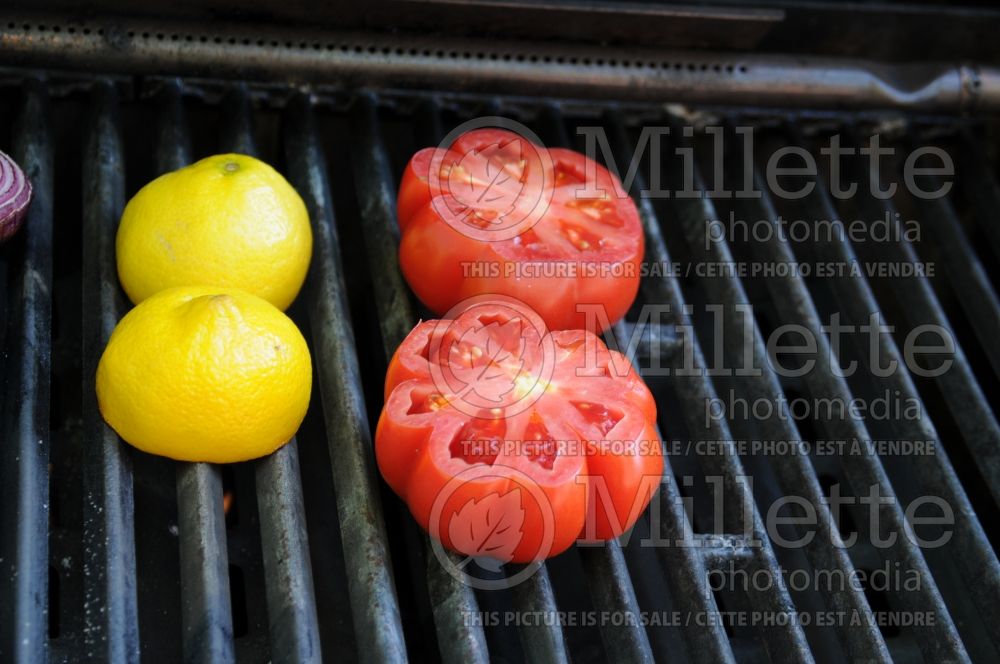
[577,546,654,664]
[604,114,814,664]
[901,155,1000,381]
[350,94,491,664]
[80,79,140,663]
[770,125,1000,655]
[154,81,237,664]
[424,555,489,664]
[654,120,892,662]
[253,445,322,663]
[722,127,970,662]
[955,132,1000,269]
[175,465,235,662]
[645,453,739,664]
[695,535,756,569]
[839,128,1000,505]
[282,93,408,664]
[509,566,570,664]
[349,96,426,356]
[0,78,52,664]
[218,86,323,664]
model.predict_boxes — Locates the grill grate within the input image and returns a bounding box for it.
[0,71,998,664]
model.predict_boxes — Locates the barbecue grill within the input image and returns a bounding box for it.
[2,2,1000,663]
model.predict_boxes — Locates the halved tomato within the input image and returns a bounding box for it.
[397,128,644,332]
[375,298,663,563]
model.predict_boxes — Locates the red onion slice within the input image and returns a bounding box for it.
[0,149,33,243]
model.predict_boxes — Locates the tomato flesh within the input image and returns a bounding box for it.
[376,300,663,563]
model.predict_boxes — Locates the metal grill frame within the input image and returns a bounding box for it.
[2,12,1000,113]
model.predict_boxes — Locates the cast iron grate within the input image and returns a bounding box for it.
[0,72,998,664]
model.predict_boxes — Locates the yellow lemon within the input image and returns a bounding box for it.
[116,153,312,311]
[96,286,312,463]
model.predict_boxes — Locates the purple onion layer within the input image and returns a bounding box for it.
[0,149,33,243]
